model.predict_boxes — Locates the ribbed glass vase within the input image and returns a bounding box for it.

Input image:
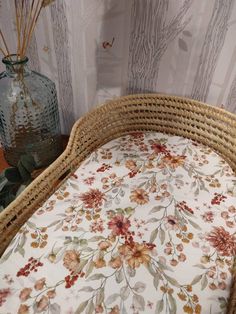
[0,55,62,167]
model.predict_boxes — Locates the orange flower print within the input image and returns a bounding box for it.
[63,250,81,273]
[206,227,236,256]
[118,242,151,268]
[99,241,112,250]
[109,305,120,314]
[46,290,56,299]
[109,256,122,269]
[34,278,46,291]
[125,159,137,170]
[164,215,180,231]
[79,189,106,209]
[35,295,49,312]
[130,188,149,205]
[19,288,32,302]
[108,214,131,236]
[160,155,186,169]
[94,258,106,268]
[17,304,29,314]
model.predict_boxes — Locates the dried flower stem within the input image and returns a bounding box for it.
[0,30,11,57]
[23,0,42,57]
[14,0,21,58]
[0,0,55,59]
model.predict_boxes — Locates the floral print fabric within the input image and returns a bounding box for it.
[1,132,236,314]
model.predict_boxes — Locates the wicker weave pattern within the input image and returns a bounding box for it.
[0,94,236,312]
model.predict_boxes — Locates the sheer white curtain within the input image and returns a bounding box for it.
[1,0,236,134]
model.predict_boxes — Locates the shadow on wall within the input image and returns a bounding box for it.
[95,0,132,104]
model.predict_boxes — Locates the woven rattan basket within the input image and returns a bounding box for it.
[0,94,236,312]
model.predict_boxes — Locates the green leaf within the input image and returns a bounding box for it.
[0,175,8,192]
[87,273,105,281]
[96,287,104,305]
[127,266,136,277]
[201,275,208,290]
[124,207,134,215]
[149,206,164,214]
[78,286,94,292]
[0,248,13,264]
[153,274,160,290]
[47,220,61,228]
[4,167,22,183]
[85,300,94,314]
[75,259,88,273]
[155,300,164,314]
[188,219,201,230]
[26,221,36,229]
[85,260,94,278]
[147,218,159,223]
[88,236,105,242]
[191,274,202,285]
[70,183,80,191]
[115,269,124,283]
[75,300,89,314]
[106,293,120,305]
[193,264,207,269]
[168,293,177,313]
[79,239,88,247]
[133,282,146,293]
[159,228,165,244]
[150,228,158,243]
[133,294,145,311]
[18,154,36,173]
[17,163,31,182]
[163,274,180,287]
[146,263,156,277]
[16,245,25,257]
[120,286,130,300]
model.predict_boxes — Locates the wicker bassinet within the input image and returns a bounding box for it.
[0,94,235,313]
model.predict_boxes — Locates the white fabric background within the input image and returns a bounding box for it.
[1,0,236,134]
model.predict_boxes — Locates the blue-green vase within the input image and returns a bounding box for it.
[0,55,62,167]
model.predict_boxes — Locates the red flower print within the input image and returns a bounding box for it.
[79,189,106,209]
[164,215,180,230]
[211,193,227,205]
[206,227,236,256]
[176,201,194,214]
[108,214,131,236]
[97,163,112,172]
[201,211,214,223]
[90,219,105,233]
[0,288,11,306]
[83,176,95,185]
[16,257,43,277]
[151,143,168,154]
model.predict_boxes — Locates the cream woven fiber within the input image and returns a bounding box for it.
[0,93,236,312]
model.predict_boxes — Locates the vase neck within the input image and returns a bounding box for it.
[2,55,31,78]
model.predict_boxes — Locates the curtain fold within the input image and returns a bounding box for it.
[1,0,236,134]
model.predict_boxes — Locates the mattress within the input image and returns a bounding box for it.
[0,131,236,314]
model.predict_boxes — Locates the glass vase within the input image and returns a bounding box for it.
[0,55,62,168]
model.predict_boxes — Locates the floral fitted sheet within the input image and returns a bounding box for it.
[1,132,236,314]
